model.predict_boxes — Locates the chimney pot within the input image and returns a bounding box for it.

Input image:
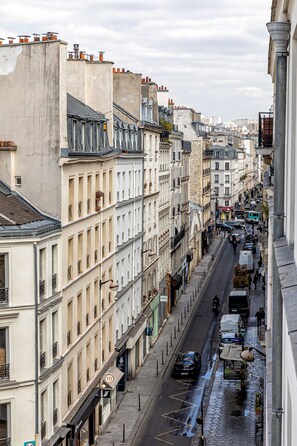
[145,76,149,82]
[122,68,125,72]
[113,67,116,73]
[32,33,40,42]
[99,51,105,62]
[0,38,4,44]
[42,33,48,41]
[80,51,85,59]
[149,78,151,82]
[117,68,121,73]
[89,54,94,61]
[7,37,15,44]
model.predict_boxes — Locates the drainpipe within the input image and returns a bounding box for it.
[266,18,290,446]
[34,242,39,445]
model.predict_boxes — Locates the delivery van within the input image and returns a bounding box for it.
[219,332,243,351]
[219,314,245,337]
[239,250,254,272]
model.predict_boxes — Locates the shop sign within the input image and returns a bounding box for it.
[24,442,36,446]
[160,295,168,302]
[145,327,153,336]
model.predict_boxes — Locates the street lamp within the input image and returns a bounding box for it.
[240,346,266,362]
[99,279,119,291]
[142,248,156,256]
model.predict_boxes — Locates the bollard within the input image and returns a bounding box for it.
[166,341,168,356]
[161,350,164,365]
[156,360,159,375]
[170,333,173,347]
[178,319,180,331]
[123,424,126,443]
[174,326,177,339]
[184,307,186,318]
[181,313,183,325]
[138,393,141,411]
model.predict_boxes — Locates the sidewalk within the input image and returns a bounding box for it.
[96,234,226,446]
[195,247,266,446]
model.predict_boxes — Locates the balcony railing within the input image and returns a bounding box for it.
[0,288,8,305]
[52,341,58,359]
[52,273,57,292]
[39,280,45,298]
[258,112,273,148]
[41,420,46,440]
[0,364,9,380]
[171,226,185,249]
[53,408,58,426]
[40,352,46,370]
[0,438,11,446]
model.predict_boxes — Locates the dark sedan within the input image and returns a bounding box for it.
[173,351,202,378]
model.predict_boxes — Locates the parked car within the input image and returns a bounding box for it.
[173,351,202,378]
[229,233,241,243]
[217,223,233,233]
[243,242,256,254]
[226,220,245,229]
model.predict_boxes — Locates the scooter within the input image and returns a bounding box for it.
[212,300,220,315]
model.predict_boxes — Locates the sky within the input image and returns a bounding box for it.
[1,0,273,122]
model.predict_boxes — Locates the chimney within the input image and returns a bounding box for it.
[68,52,74,60]
[89,54,94,61]
[23,35,30,43]
[41,33,48,41]
[7,37,15,44]
[145,76,149,82]
[117,68,121,73]
[99,51,104,62]
[47,32,58,40]
[0,38,4,44]
[18,35,24,43]
[73,44,79,59]
[122,68,125,72]
[32,33,40,42]
[80,51,85,59]
[113,67,116,73]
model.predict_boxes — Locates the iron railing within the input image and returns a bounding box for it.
[258,112,273,147]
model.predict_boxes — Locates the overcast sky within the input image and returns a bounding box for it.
[1,0,272,122]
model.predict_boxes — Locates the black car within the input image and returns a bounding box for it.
[173,351,201,378]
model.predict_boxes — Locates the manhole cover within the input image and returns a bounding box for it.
[231,410,242,417]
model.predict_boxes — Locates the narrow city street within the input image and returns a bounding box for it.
[131,237,241,446]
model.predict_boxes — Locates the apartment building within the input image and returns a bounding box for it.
[0,34,122,446]
[211,146,240,221]
[0,179,61,446]
[262,3,297,444]
[173,107,211,256]
[112,104,144,383]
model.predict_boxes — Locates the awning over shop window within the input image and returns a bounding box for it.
[67,387,100,429]
[46,426,71,446]
[102,366,124,390]
[126,314,147,349]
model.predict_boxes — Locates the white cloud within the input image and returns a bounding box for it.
[0,0,272,121]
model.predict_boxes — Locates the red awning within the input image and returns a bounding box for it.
[218,206,234,212]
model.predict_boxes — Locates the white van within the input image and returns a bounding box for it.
[219,314,244,336]
[239,250,254,272]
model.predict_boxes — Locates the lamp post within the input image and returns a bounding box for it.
[99,279,119,291]
[240,346,266,362]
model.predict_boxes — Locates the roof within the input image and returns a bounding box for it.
[67,94,106,122]
[0,181,60,236]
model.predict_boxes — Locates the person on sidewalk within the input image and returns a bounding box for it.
[253,274,258,290]
[255,308,265,327]
[248,274,252,291]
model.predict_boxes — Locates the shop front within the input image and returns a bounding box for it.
[67,387,100,446]
[218,206,234,221]
[126,314,147,379]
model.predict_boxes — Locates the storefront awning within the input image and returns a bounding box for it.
[171,273,182,289]
[126,314,147,349]
[67,387,100,428]
[46,426,71,446]
[102,366,124,389]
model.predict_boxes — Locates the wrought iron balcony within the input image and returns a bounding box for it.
[41,420,46,440]
[0,364,9,380]
[0,288,8,305]
[39,280,45,298]
[53,408,58,426]
[52,341,58,359]
[52,273,57,292]
[40,351,46,370]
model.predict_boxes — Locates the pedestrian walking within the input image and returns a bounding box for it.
[253,274,258,290]
[248,274,252,291]
[258,255,263,268]
[255,308,265,327]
